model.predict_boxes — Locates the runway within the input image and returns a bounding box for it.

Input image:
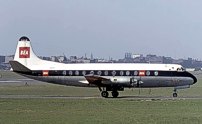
[0,78,45,86]
[1,95,202,99]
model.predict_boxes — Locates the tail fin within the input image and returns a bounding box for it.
[10,36,61,71]
[13,36,42,67]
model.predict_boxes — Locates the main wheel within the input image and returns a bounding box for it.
[112,91,119,98]
[173,93,177,97]
[101,91,109,98]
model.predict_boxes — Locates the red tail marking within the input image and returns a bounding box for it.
[19,47,30,58]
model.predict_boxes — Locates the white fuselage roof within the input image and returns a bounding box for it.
[28,60,182,71]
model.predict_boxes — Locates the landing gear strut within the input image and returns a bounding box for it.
[173,89,178,97]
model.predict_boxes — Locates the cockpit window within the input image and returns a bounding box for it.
[177,67,185,72]
[181,67,185,71]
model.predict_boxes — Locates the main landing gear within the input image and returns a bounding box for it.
[99,87,122,98]
[101,91,119,98]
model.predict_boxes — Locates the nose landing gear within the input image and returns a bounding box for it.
[173,89,178,97]
[173,93,177,97]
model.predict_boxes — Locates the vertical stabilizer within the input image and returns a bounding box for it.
[13,36,41,66]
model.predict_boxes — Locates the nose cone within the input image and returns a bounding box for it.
[191,73,197,84]
[186,71,197,84]
[193,75,197,84]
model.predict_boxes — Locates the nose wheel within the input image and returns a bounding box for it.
[173,93,177,97]
[173,89,178,97]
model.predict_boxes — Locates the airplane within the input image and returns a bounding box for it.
[9,36,197,98]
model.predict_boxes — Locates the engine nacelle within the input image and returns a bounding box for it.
[110,77,131,83]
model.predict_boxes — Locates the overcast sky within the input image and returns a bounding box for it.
[1,0,202,60]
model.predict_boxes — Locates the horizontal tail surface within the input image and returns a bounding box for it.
[9,60,31,72]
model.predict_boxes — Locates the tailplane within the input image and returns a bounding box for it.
[10,60,31,72]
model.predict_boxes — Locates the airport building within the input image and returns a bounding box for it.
[5,55,14,63]
[0,56,5,64]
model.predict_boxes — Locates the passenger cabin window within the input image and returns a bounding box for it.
[82,71,86,75]
[112,71,116,76]
[134,71,138,76]
[104,71,108,76]
[90,71,94,75]
[154,71,158,76]
[63,71,66,76]
[120,71,123,76]
[69,71,72,76]
[97,71,102,75]
[146,71,150,76]
[126,71,130,76]
[75,71,79,76]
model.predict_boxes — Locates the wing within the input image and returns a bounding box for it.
[84,75,135,87]
[84,75,111,86]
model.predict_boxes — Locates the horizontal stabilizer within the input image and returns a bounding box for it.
[9,60,31,72]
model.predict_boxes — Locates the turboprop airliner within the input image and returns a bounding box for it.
[9,36,197,97]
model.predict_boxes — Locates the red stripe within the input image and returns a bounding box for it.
[43,70,49,76]
[139,70,145,76]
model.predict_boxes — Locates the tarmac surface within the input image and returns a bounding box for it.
[0,78,45,86]
[1,77,202,99]
[1,95,202,99]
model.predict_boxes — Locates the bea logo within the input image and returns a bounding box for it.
[139,70,145,76]
[19,47,30,58]
[43,70,49,76]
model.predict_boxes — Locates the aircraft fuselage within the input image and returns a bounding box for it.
[9,36,197,98]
